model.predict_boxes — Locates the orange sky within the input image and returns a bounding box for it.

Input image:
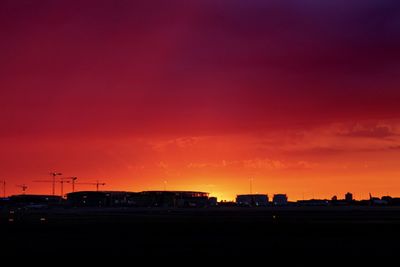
[1,1,400,200]
[1,121,400,201]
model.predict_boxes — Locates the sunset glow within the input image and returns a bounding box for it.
[1,1,400,200]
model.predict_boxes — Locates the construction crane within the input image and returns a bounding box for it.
[62,177,78,192]
[17,184,28,195]
[50,172,63,196]
[34,179,70,197]
[1,180,5,198]
[76,180,106,191]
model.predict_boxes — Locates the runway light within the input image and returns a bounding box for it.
[9,210,14,214]
[8,218,14,222]
[40,217,46,222]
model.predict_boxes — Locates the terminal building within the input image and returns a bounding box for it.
[236,194,269,207]
[132,191,210,208]
[67,191,133,207]
[8,194,63,208]
[66,190,211,208]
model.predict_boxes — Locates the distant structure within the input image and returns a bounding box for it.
[236,194,269,207]
[345,192,353,203]
[9,194,62,208]
[208,197,218,206]
[217,200,237,207]
[297,199,329,206]
[133,191,210,208]
[273,194,288,206]
[381,196,400,206]
[7,188,400,209]
[67,190,212,208]
[369,193,387,205]
[67,191,130,207]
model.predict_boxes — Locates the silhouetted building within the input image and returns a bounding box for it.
[297,199,329,206]
[218,200,237,207]
[9,194,63,208]
[134,191,210,208]
[382,196,400,206]
[381,196,392,203]
[345,192,353,203]
[369,193,388,206]
[67,191,133,207]
[208,197,218,206]
[0,197,9,207]
[273,194,288,206]
[236,194,269,207]
[66,191,211,208]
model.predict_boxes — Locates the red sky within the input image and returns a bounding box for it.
[1,0,400,200]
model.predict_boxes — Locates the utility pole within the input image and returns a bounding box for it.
[50,172,63,196]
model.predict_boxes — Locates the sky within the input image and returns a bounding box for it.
[1,0,400,200]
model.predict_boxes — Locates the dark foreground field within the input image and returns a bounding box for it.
[1,207,400,263]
